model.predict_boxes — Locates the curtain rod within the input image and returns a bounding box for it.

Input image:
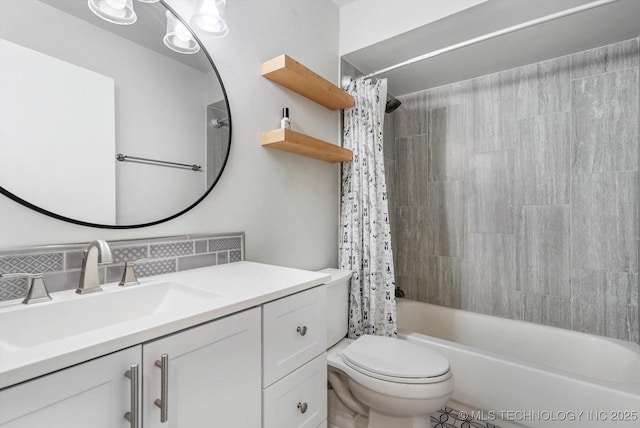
[357,0,621,80]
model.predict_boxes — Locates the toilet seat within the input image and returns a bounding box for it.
[328,337,454,411]
[342,335,451,384]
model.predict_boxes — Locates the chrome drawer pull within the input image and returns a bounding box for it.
[297,402,308,414]
[296,326,308,336]
[124,364,139,428]
[154,354,169,423]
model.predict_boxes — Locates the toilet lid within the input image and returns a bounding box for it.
[342,335,450,382]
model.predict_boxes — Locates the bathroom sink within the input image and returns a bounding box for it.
[0,282,219,350]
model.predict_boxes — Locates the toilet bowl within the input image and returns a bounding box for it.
[320,269,454,428]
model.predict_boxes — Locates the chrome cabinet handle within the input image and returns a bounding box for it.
[124,364,139,428]
[296,326,308,336]
[154,354,169,423]
[297,402,308,414]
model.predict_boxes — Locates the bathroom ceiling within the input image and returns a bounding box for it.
[343,0,640,96]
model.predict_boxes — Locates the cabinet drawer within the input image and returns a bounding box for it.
[263,353,327,428]
[263,285,326,386]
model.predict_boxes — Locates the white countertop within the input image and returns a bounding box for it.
[0,261,331,389]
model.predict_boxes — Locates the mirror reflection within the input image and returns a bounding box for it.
[0,0,230,227]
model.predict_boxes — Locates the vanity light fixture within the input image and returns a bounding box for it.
[137,0,160,2]
[163,11,200,54]
[87,0,137,25]
[190,0,229,38]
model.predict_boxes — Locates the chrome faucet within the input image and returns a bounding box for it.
[76,240,113,294]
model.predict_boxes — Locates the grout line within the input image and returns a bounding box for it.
[570,64,639,82]
[569,57,575,332]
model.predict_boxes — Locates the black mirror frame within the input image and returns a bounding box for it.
[0,1,231,229]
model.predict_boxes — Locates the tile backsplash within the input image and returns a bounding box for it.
[0,233,244,301]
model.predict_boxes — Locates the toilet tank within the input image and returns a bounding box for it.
[318,268,353,348]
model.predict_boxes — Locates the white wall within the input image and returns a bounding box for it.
[0,39,116,225]
[0,0,341,271]
[339,0,486,55]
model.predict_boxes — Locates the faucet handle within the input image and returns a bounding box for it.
[119,258,149,287]
[0,273,52,304]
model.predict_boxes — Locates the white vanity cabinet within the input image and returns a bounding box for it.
[0,346,142,428]
[0,308,261,428]
[262,286,328,428]
[0,263,331,428]
[143,307,261,428]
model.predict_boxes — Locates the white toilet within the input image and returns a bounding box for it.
[320,268,454,428]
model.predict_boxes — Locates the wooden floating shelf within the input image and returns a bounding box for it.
[261,128,353,163]
[262,54,354,111]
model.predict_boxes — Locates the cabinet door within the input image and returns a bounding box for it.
[263,286,326,387]
[143,308,261,428]
[263,353,327,428]
[0,346,141,428]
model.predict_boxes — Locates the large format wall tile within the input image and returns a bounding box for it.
[428,256,464,308]
[515,112,570,205]
[463,233,519,319]
[571,67,639,173]
[523,293,572,329]
[471,69,516,153]
[516,205,570,296]
[468,150,514,234]
[395,90,428,138]
[395,207,429,279]
[397,276,428,303]
[384,159,397,248]
[383,111,396,161]
[427,80,471,110]
[389,38,639,343]
[570,38,639,80]
[571,172,638,273]
[395,135,428,206]
[428,181,465,258]
[428,105,468,182]
[572,269,639,342]
[515,56,570,120]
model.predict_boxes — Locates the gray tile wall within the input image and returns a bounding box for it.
[392,39,640,343]
[207,101,230,188]
[0,233,245,301]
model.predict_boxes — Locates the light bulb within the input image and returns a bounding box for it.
[88,0,136,25]
[176,24,192,41]
[105,0,126,9]
[201,15,224,32]
[163,11,200,54]
[191,0,228,37]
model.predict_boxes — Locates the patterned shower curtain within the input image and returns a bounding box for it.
[339,78,397,338]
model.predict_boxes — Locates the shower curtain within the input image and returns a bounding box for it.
[339,78,397,338]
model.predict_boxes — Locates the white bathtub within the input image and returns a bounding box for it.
[396,299,640,427]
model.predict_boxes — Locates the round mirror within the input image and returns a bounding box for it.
[0,0,231,228]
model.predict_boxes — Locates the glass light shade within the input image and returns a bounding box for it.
[190,0,228,38]
[137,0,160,3]
[87,0,137,25]
[163,11,200,55]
